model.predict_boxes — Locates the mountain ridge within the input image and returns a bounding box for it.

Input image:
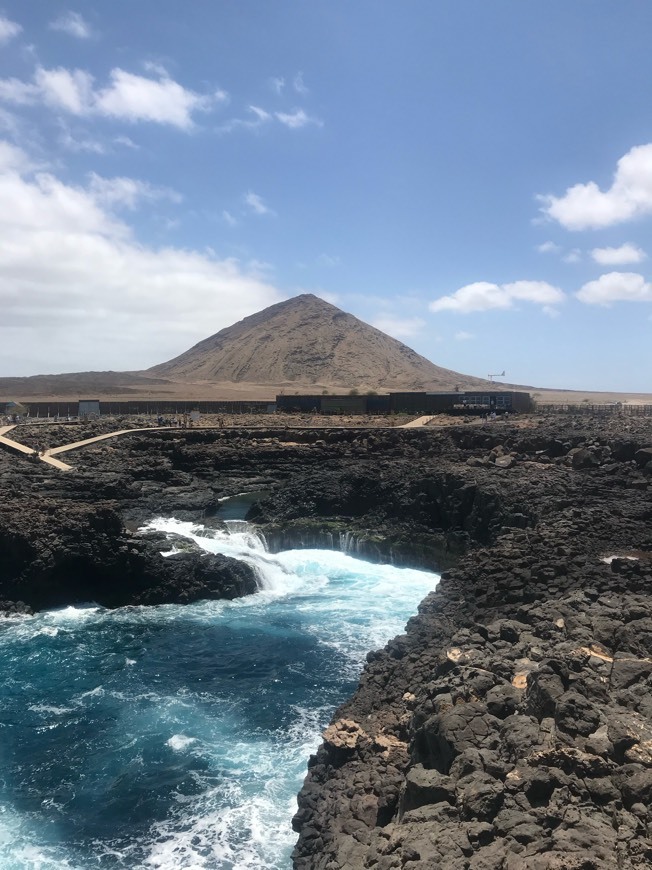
[147,293,491,391]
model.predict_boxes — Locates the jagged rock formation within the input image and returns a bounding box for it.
[0,501,257,610]
[148,293,490,391]
[2,414,652,867]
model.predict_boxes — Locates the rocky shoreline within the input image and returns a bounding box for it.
[1,414,652,868]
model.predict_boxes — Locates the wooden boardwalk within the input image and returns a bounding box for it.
[45,427,172,457]
[400,415,436,428]
[0,425,172,471]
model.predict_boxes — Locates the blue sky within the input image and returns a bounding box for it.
[0,1,651,391]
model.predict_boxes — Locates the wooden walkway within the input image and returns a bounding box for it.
[0,424,71,470]
[400,415,436,428]
[0,425,172,471]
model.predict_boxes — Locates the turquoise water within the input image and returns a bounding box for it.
[0,518,438,869]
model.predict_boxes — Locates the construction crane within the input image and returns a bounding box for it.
[488,370,505,382]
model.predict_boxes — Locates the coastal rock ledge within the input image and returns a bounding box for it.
[1,415,652,867]
[287,421,652,869]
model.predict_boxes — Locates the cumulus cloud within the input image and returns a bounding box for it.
[49,11,92,39]
[590,243,647,266]
[371,315,425,338]
[37,67,94,113]
[430,280,565,314]
[0,14,21,43]
[96,69,225,128]
[0,65,225,130]
[539,143,652,230]
[0,140,36,172]
[0,141,282,374]
[563,248,582,264]
[576,272,652,306]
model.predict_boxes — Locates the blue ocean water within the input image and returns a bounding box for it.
[0,518,439,869]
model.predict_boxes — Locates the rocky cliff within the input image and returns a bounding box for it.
[1,414,652,868]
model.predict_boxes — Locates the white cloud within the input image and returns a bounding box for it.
[0,15,21,44]
[0,141,282,374]
[50,11,92,39]
[0,140,35,172]
[59,126,105,154]
[372,315,425,339]
[88,173,181,210]
[293,72,308,95]
[275,108,322,129]
[217,104,271,134]
[0,76,40,105]
[244,191,275,216]
[576,272,652,306]
[0,106,21,137]
[114,134,138,149]
[590,243,647,266]
[537,241,561,254]
[454,331,474,341]
[539,143,652,230]
[142,61,170,78]
[317,253,341,267]
[270,77,285,95]
[249,105,271,122]
[95,69,221,129]
[35,67,94,114]
[563,248,582,263]
[430,280,565,314]
[218,102,322,135]
[222,209,238,227]
[0,65,225,130]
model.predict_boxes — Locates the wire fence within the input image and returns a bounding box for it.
[536,403,652,417]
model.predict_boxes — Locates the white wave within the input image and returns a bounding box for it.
[45,605,101,621]
[78,686,104,699]
[0,803,84,870]
[166,734,197,751]
[144,517,303,597]
[28,704,73,716]
[0,517,439,870]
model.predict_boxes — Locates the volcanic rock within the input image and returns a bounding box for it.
[147,293,491,391]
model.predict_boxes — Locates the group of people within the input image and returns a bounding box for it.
[156,414,195,428]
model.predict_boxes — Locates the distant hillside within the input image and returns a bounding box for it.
[8,293,643,404]
[0,293,491,399]
[148,294,491,391]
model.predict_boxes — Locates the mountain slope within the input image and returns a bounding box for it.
[148,294,490,391]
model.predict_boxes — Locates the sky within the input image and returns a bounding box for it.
[0,1,651,391]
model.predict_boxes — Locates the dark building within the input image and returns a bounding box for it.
[274,390,531,416]
[275,394,323,413]
[321,395,368,415]
[78,399,101,419]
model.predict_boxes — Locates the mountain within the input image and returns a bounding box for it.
[148,294,490,392]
